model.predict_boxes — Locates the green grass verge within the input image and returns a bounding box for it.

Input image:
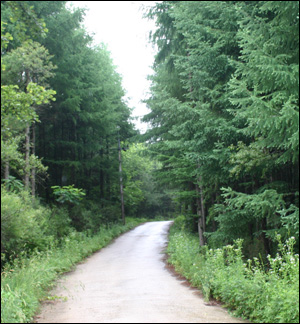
[167,221,299,323]
[1,218,147,323]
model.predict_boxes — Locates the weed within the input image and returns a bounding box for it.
[1,217,146,323]
[167,222,299,323]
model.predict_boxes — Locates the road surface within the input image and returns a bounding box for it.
[35,221,247,323]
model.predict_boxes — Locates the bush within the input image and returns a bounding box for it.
[1,188,53,259]
[51,185,85,205]
[47,206,73,239]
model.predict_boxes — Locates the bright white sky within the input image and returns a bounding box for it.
[68,1,158,133]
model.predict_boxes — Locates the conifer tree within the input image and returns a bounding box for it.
[144,1,299,252]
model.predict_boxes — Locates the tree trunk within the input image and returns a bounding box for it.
[196,178,206,246]
[261,217,271,256]
[100,148,104,203]
[24,125,30,191]
[24,69,31,191]
[199,181,206,233]
[118,145,125,225]
[31,123,36,197]
[106,138,111,199]
[4,161,10,180]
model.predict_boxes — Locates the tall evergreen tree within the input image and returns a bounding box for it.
[144,1,299,254]
[2,1,136,224]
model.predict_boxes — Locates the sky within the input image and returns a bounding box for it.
[68,1,158,133]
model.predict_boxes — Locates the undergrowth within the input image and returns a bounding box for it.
[167,218,299,323]
[1,218,146,323]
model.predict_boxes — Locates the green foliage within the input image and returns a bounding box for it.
[122,143,173,217]
[24,1,136,206]
[229,1,299,164]
[122,144,146,214]
[47,206,72,239]
[279,203,299,238]
[2,176,24,193]
[1,23,56,189]
[2,1,135,216]
[1,1,48,48]
[167,225,299,323]
[1,22,13,66]
[1,217,147,323]
[1,188,53,258]
[144,0,299,254]
[51,185,85,205]
[207,187,286,244]
[144,0,244,228]
[1,2,299,321]
[1,39,56,127]
[1,40,56,89]
[207,186,299,258]
[1,82,55,127]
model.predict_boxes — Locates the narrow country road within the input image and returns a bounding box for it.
[35,221,247,323]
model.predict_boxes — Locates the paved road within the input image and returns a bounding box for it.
[35,221,247,323]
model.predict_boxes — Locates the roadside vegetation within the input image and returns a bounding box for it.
[1,1,299,324]
[1,188,147,323]
[167,217,299,323]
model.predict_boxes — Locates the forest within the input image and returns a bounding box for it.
[1,1,299,323]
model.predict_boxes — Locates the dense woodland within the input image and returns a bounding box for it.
[1,1,299,323]
[1,1,172,258]
[143,0,299,257]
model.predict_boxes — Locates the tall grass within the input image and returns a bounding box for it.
[1,218,146,323]
[167,221,299,323]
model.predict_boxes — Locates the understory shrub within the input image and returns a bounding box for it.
[1,188,54,259]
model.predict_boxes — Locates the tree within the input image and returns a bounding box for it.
[1,0,48,51]
[18,1,137,220]
[229,1,299,165]
[122,143,173,217]
[2,40,56,194]
[221,0,299,252]
[144,1,242,244]
[144,1,299,255]
[1,23,55,185]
